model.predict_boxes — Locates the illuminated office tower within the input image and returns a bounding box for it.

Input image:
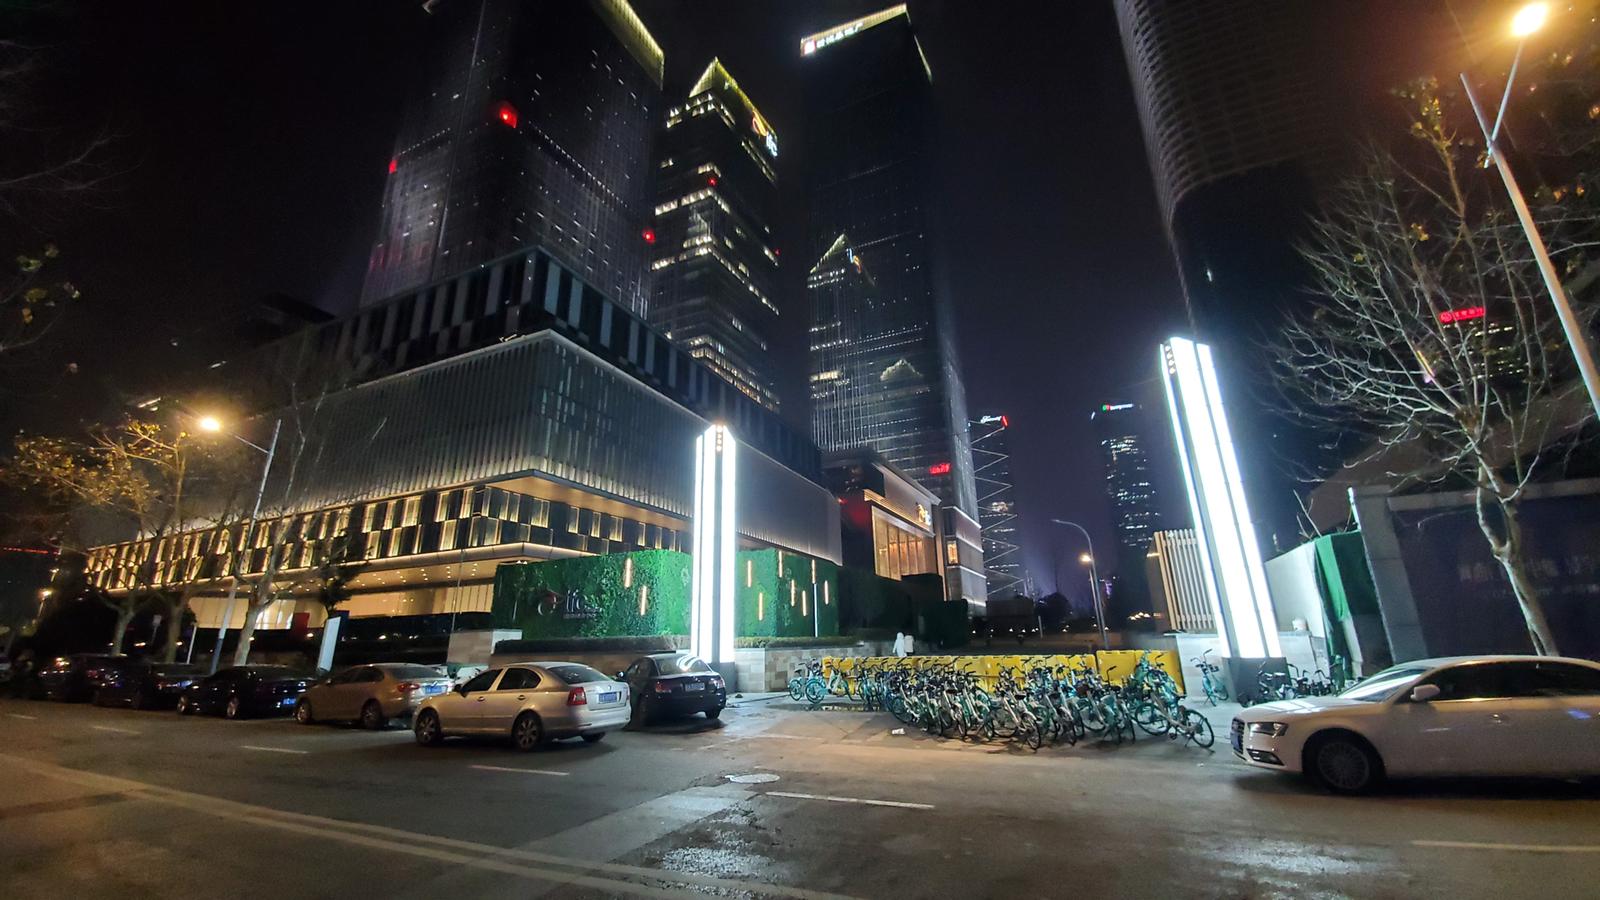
[361,0,663,314]
[970,414,1024,600]
[650,59,782,411]
[1091,402,1161,562]
[1160,336,1280,659]
[801,5,978,521]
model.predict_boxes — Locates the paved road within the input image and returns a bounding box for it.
[1,694,1597,899]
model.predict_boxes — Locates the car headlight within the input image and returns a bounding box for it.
[1248,722,1288,737]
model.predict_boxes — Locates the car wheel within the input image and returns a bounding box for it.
[224,696,243,720]
[176,695,193,715]
[130,691,146,711]
[581,732,605,743]
[628,696,649,729]
[1308,733,1384,794]
[295,700,315,725]
[512,712,545,751]
[704,708,721,721]
[414,710,442,747]
[360,701,386,731]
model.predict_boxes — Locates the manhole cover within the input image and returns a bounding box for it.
[724,773,780,784]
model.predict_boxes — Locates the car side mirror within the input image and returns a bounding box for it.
[455,684,469,696]
[1409,684,1441,703]
[615,672,627,681]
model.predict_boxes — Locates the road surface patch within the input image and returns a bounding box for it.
[89,725,140,735]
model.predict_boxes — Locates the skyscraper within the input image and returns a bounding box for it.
[1113,0,1465,546]
[361,0,663,314]
[970,414,1024,600]
[801,5,979,520]
[650,59,782,411]
[1092,402,1161,564]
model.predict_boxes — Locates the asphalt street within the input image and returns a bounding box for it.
[1,694,1597,899]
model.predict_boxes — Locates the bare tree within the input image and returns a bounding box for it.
[1272,80,1598,656]
[4,419,248,654]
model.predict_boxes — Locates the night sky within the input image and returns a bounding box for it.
[4,1,1193,604]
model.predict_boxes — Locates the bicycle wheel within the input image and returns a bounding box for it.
[1134,700,1169,736]
[1183,708,1215,748]
[803,678,826,705]
[1017,712,1042,750]
[1213,679,1229,702]
[788,678,804,702]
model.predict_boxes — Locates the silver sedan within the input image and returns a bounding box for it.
[413,661,630,751]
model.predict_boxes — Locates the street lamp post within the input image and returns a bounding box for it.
[1050,519,1109,649]
[1460,2,1600,423]
[206,417,281,674]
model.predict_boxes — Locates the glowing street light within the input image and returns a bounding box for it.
[1460,0,1600,424]
[1078,552,1093,566]
[196,415,223,433]
[1510,2,1548,38]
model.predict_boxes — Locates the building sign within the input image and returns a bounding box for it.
[752,114,778,158]
[1438,306,1486,324]
[800,5,908,56]
[927,461,951,476]
[1100,403,1134,412]
[978,414,1009,426]
[536,588,601,620]
[916,504,932,529]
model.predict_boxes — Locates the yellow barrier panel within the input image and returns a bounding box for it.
[805,650,1184,696]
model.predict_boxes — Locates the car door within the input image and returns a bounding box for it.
[444,668,503,733]
[200,669,239,713]
[623,658,654,702]
[1389,662,1521,776]
[1515,661,1600,776]
[324,667,369,720]
[477,667,541,734]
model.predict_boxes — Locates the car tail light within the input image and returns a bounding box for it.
[566,687,588,706]
[395,682,420,694]
[653,681,673,693]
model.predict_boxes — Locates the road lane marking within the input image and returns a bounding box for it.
[1414,840,1600,854]
[7,713,37,720]
[239,745,309,755]
[0,753,858,900]
[765,790,933,810]
[90,725,141,735]
[470,764,569,777]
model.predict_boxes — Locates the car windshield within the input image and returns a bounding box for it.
[384,665,446,680]
[654,655,712,676]
[545,664,610,685]
[1338,664,1431,702]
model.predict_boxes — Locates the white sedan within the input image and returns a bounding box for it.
[1233,655,1600,793]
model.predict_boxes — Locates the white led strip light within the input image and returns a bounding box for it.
[691,425,738,663]
[1160,337,1279,658]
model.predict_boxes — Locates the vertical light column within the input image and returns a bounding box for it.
[691,424,738,664]
[1160,337,1281,658]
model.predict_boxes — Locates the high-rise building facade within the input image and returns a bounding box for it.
[1114,0,1466,548]
[801,5,979,520]
[1092,402,1160,564]
[970,414,1024,600]
[650,59,783,411]
[361,0,663,314]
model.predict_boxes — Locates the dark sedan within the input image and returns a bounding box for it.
[93,660,205,710]
[619,653,726,725]
[37,654,126,702]
[177,665,315,719]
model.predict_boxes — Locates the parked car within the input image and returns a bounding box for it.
[1234,655,1600,793]
[413,661,630,750]
[92,660,205,710]
[296,663,453,729]
[618,652,726,725]
[38,654,125,702]
[177,665,315,719]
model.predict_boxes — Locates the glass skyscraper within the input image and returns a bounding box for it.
[801,5,978,519]
[1092,402,1161,564]
[650,59,782,412]
[361,0,663,315]
[970,415,1024,600]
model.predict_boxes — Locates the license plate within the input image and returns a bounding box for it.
[684,683,705,692]
[598,692,619,703]
[425,684,446,695]
[280,697,297,707]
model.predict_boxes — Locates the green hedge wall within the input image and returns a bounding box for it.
[492,550,691,639]
[735,548,839,639]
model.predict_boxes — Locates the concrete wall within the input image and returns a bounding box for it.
[732,641,893,692]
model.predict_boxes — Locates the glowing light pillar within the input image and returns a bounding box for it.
[1160,337,1281,659]
[691,424,738,664]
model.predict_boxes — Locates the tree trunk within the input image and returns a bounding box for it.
[109,606,135,655]
[1475,486,1560,656]
[161,602,185,663]
[231,602,262,666]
